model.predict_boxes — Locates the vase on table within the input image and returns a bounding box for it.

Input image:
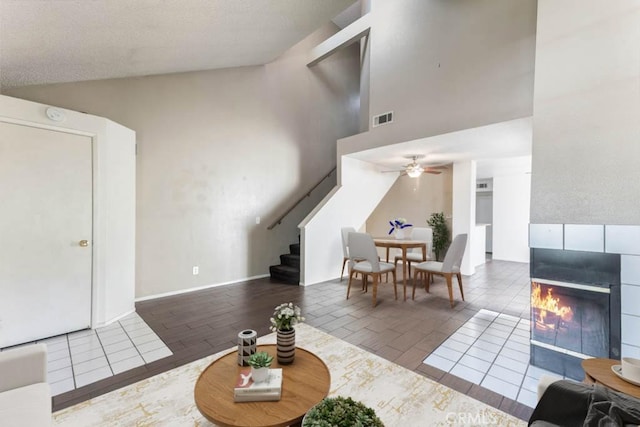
[277,328,296,364]
[394,228,406,240]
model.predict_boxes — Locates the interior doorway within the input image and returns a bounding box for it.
[476,188,493,256]
[0,121,93,347]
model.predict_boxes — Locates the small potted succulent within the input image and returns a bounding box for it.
[247,351,273,383]
[302,396,384,427]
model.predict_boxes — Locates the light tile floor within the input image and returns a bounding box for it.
[424,309,564,408]
[1,312,172,396]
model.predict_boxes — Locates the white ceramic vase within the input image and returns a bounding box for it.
[394,228,405,240]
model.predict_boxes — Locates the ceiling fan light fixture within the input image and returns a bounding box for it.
[407,165,423,178]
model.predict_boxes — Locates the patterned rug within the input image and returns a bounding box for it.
[53,324,526,426]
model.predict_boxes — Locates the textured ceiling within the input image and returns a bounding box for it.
[0,0,356,88]
[349,117,533,177]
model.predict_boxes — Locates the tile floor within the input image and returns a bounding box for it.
[1,312,172,396]
[48,259,539,421]
[424,308,563,408]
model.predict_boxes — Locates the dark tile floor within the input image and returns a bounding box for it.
[52,259,534,421]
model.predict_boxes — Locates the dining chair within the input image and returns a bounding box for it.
[346,232,397,307]
[412,233,467,308]
[340,227,356,281]
[393,227,432,275]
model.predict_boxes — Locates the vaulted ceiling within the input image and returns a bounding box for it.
[0,0,356,88]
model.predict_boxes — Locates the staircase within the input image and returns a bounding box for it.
[269,242,300,285]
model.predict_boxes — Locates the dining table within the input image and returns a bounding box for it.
[373,237,427,301]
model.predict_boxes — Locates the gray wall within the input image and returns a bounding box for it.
[6,23,360,298]
[530,1,640,224]
[338,0,537,156]
[368,0,536,139]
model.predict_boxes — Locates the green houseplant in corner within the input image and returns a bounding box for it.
[302,396,384,427]
[427,212,450,261]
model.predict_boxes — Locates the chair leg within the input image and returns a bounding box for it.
[347,269,356,299]
[407,260,412,277]
[372,274,378,308]
[391,270,398,300]
[412,269,419,300]
[340,258,347,281]
[363,275,368,292]
[456,273,465,301]
[425,272,431,293]
[445,273,454,308]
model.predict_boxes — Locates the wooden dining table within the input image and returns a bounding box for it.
[373,238,427,300]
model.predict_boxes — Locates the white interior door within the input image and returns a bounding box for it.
[0,121,93,348]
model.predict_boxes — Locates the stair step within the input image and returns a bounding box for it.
[289,243,300,256]
[280,254,300,269]
[269,265,299,285]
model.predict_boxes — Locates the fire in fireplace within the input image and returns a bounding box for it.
[531,281,610,361]
[532,282,574,329]
[529,248,621,380]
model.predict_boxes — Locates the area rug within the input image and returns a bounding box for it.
[53,324,526,426]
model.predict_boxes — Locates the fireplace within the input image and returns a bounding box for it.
[530,248,621,380]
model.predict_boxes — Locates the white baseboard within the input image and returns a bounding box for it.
[135,274,271,302]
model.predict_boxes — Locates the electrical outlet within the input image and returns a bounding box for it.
[192,266,199,275]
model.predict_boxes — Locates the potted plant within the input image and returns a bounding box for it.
[302,396,384,427]
[247,351,273,383]
[270,302,304,364]
[427,212,450,261]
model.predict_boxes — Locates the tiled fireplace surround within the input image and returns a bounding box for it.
[529,224,640,362]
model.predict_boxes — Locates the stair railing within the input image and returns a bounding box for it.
[267,167,336,230]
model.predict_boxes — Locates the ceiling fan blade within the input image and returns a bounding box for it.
[380,170,403,173]
[423,169,443,175]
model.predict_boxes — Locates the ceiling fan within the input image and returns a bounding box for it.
[382,155,447,178]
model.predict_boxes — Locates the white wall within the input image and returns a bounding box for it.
[300,156,397,285]
[0,95,136,327]
[452,161,476,275]
[103,120,136,322]
[493,173,531,263]
[6,23,360,298]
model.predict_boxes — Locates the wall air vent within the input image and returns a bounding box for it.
[372,111,393,128]
[476,179,493,192]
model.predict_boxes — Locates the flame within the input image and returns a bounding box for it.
[531,283,574,327]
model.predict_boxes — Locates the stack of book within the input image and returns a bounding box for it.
[234,368,283,402]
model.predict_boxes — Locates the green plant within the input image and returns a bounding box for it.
[270,302,304,332]
[247,351,273,369]
[427,212,450,261]
[302,396,384,427]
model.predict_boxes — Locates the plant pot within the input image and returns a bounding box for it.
[277,328,296,365]
[251,366,269,383]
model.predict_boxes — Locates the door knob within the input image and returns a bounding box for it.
[79,240,89,247]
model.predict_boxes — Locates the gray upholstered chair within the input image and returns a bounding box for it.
[340,226,356,281]
[394,227,432,275]
[346,232,397,307]
[0,343,51,426]
[412,233,467,308]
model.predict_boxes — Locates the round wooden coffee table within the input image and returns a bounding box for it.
[582,358,640,399]
[194,345,331,427]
